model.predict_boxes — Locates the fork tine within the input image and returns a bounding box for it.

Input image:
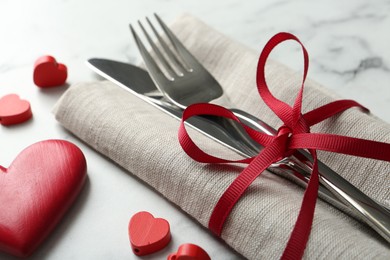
[154,13,197,70]
[146,17,187,74]
[129,24,171,82]
[138,20,177,78]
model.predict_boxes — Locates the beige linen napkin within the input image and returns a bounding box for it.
[53,14,390,259]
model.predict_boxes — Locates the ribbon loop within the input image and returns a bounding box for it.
[256,32,310,126]
[178,32,390,259]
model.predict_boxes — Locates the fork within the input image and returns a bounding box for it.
[129,14,390,243]
[130,15,270,158]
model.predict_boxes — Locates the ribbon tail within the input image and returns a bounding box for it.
[290,133,390,161]
[281,149,319,260]
[303,100,368,127]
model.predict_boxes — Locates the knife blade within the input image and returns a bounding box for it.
[86,58,390,243]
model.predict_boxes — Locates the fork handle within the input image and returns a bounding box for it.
[230,108,390,243]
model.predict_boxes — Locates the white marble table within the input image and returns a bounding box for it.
[0,0,389,259]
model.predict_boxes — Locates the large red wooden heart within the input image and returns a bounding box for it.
[128,211,171,256]
[0,140,87,257]
[33,55,67,88]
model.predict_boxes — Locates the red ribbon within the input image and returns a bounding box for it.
[178,32,390,259]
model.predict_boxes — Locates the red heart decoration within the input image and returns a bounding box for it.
[0,94,32,126]
[128,211,171,256]
[0,140,87,257]
[33,55,67,88]
[168,243,211,260]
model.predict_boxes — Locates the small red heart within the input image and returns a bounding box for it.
[168,243,211,260]
[0,94,32,126]
[0,140,87,257]
[128,211,171,256]
[33,55,67,88]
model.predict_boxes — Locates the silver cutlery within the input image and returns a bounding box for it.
[87,58,342,203]
[87,58,390,244]
[128,14,390,243]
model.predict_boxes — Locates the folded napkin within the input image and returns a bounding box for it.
[53,14,390,259]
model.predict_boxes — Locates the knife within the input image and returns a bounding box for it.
[87,58,390,243]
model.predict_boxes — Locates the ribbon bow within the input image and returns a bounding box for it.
[178,32,390,259]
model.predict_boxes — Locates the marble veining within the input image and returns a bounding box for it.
[0,0,389,259]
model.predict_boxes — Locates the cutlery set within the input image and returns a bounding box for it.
[87,14,390,243]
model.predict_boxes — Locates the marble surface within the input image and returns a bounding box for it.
[0,0,389,259]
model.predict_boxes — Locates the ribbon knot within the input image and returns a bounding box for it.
[276,125,295,158]
[278,110,311,158]
[277,125,292,136]
[178,32,390,259]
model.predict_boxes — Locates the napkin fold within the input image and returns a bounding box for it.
[53,14,390,259]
